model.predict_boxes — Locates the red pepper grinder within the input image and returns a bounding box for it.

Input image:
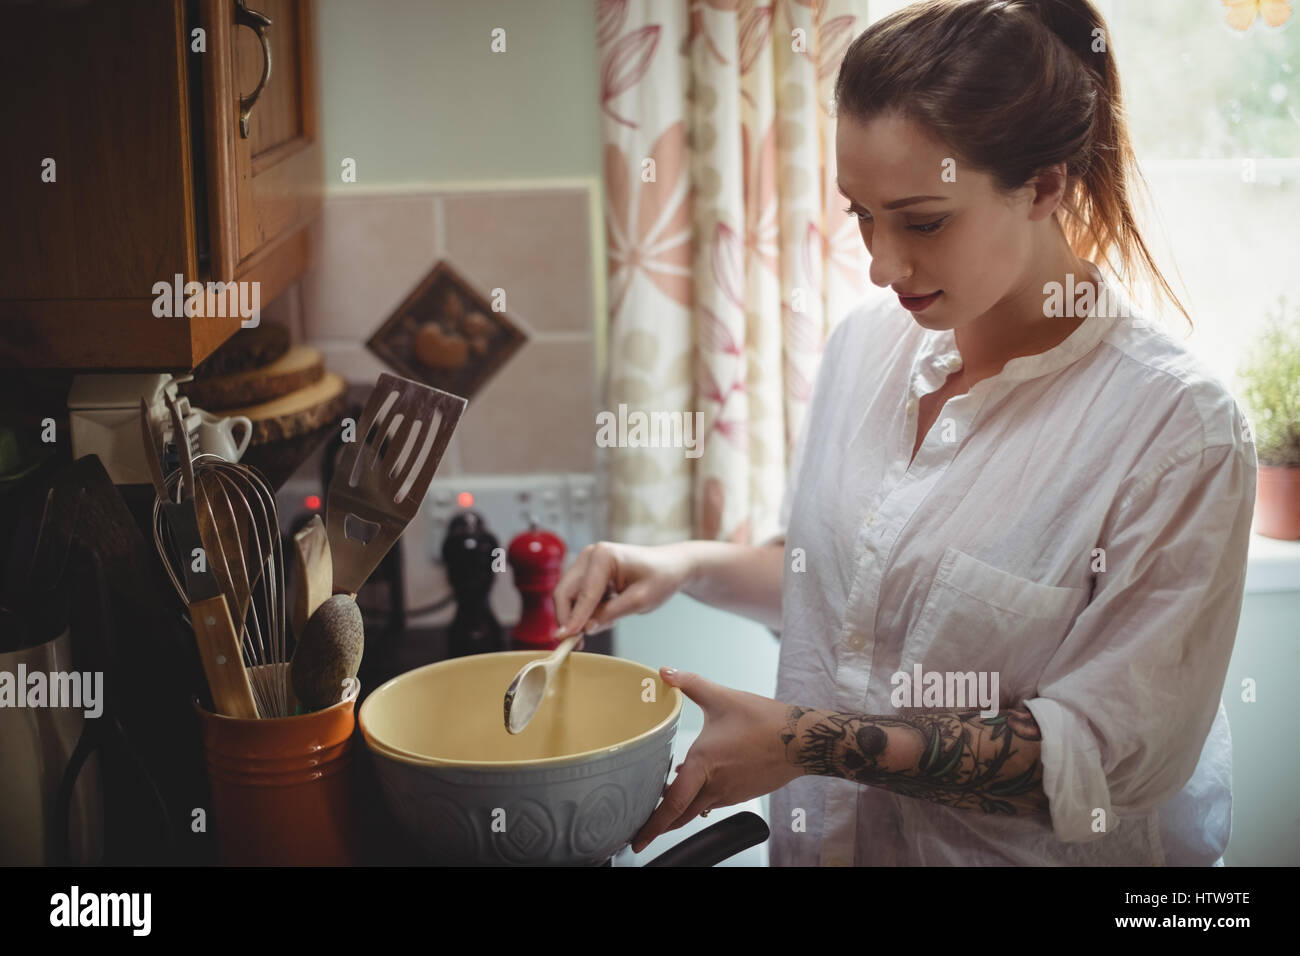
[507,516,566,650]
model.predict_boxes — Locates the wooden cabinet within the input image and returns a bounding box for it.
[0,0,321,371]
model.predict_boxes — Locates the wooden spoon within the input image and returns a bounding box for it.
[288,515,334,714]
[292,514,332,640]
[503,634,583,735]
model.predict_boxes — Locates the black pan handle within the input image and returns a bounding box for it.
[643,811,770,867]
[53,722,100,865]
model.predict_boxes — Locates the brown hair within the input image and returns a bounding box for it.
[833,0,1191,330]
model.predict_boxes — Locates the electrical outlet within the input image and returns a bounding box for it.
[424,473,600,566]
[419,473,601,627]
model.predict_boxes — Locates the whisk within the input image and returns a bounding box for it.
[152,453,291,718]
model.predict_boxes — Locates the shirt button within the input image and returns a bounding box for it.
[865,511,876,525]
[906,398,917,414]
[847,631,866,650]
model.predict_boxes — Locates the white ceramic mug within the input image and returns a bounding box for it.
[193,407,253,462]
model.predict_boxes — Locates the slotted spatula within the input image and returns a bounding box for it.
[326,373,466,598]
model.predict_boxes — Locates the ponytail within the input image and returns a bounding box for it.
[1031,0,1190,329]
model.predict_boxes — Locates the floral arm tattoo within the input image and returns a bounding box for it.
[780,705,1050,815]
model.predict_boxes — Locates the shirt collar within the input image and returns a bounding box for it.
[914,259,1127,387]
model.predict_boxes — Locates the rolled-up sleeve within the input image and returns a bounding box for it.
[1024,439,1256,844]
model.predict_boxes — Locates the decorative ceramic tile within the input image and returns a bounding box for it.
[366,259,528,401]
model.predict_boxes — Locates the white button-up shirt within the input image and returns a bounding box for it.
[762,265,1256,865]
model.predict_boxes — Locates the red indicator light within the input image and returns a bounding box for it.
[458,491,474,508]
[305,494,322,510]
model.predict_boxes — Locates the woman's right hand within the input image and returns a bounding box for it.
[552,541,693,639]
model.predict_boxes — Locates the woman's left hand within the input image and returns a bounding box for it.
[630,667,804,854]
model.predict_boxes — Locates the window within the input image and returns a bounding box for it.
[1097,0,1298,388]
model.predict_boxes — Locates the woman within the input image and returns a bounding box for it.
[554,0,1255,866]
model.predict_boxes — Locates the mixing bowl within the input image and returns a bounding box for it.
[360,651,688,865]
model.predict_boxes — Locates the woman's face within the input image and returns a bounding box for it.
[835,110,1059,334]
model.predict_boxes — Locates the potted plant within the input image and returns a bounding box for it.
[1237,294,1300,540]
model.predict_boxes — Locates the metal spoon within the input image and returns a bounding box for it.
[503,634,583,735]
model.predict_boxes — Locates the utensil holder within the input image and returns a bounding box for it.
[195,670,359,866]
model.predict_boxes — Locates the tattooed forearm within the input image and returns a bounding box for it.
[779,704,1049,815]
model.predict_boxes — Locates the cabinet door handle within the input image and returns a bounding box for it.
[235,0,273,139]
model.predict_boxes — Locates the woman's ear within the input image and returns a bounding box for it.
[1026,162,1071,221]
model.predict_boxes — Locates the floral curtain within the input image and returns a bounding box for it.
[599,0,875,545]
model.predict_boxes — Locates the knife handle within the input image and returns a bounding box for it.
[190,595,259,719]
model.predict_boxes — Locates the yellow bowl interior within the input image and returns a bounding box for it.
[359,651,682,767]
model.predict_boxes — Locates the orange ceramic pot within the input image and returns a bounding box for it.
[1256,465,1300,540]
[195,684,359,866]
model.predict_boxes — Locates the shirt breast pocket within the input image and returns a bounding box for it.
[900,546,1087,698]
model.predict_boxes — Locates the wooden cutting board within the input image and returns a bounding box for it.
[191,322,289,378]
[181,344,325,411]
[219,372,348,445]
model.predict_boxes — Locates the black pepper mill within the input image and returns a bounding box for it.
[442,510,504,658]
